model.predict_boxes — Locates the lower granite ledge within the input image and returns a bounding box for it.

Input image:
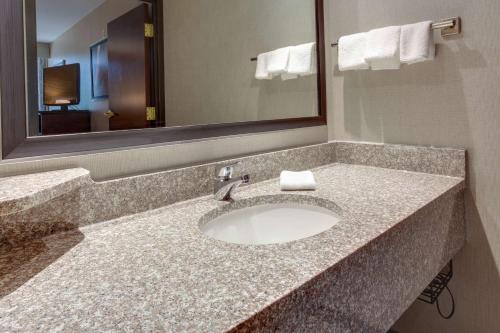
[230,185,465,332]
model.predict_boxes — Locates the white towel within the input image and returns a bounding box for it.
[338,33,370,71]
[255,52,272,80]
[287,42,317,76]
[267,47,291,75]
[400,21,435,64]
[365,26,402,70]
[280,170,317,191]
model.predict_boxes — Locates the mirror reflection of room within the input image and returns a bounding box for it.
[30,0,319,137]
[162,0,318,127]
[32,0,155,136]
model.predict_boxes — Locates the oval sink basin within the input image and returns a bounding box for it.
[200,202,340,245]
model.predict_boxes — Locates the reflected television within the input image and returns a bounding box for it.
[43,63,80,111]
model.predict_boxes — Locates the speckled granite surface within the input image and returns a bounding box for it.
[0,168,91,217]
[0,141,466,247]
[0,163,465,332]
[0,143,336,246]
[335,141,466,178]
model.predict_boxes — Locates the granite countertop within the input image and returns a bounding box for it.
[0,163,464,332]
[0,168,92,217]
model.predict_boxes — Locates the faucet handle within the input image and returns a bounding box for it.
[216,162,240,180]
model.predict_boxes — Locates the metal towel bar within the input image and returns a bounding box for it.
[330,16,461,47]
[250,17,461,61]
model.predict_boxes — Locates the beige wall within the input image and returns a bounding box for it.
[49,0,139,132]
[326,0,500,332]
[163,0,318,126]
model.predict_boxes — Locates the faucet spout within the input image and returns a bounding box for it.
[214,163,250,201]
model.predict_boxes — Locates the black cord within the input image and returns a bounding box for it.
[436,285,455,319]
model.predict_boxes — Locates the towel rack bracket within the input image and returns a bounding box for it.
[438,17,461,37]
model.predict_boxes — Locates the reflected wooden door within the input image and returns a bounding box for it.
[107,4,152,130]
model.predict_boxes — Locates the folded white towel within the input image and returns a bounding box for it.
[255,52,272,80]
[287,42,317,76]
[280,170,317,191]
[400,21,435,64]
[338,33,370,71]
[267,47,291,75]
[365,26,401,70]
[281,42,317,80]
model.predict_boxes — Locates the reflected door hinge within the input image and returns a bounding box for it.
[146,106,156,121]
[144,23,154,38]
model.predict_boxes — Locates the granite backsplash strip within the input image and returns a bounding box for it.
[335,141,466,178]
[228,142,336,184]
[0,141,465,246]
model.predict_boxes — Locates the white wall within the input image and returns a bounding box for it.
[163,0,318,126]
[326,0,500,332]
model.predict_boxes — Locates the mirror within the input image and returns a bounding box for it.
[27,0,320,136]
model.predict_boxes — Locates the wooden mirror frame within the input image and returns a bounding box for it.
[0,0,326,160]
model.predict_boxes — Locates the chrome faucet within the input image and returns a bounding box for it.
[214,162,250,201]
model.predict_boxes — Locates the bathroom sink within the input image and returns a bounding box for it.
[200,202,340,245]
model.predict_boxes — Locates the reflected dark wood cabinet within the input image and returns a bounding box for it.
[39,111,91,136]
[0,0,327,159]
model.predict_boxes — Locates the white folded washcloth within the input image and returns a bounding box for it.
[280,170,317,191]
[255,52,272,80]
[267,47,291,75]
[338,33,370,71]
[281,42,317,80]
[287,42,317,76]
[365,26,402,70]
[400,21,435,64]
